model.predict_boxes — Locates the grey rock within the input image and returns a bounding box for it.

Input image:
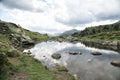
[22,40,34,48]
[51,53,61,59]
[111,60,120,67]
[91,51,102,56]
[69,52,82,55]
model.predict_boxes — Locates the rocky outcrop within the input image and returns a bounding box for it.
[0,21,36,49]
[9,33,35,49]
[21,39,34,48]
[80,40,120,52]
[51,53,61,59]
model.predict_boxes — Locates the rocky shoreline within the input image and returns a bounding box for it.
[79,40,120,52]
[80,40,120,46]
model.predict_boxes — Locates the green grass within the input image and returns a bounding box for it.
[55,64,68,72]
[0,34,9,43]
[24,30,49,43]
[77,31,120,42]
[17,55,56,80]
[0,52,10,80]
[0,49,75,80]
[15,55,75,80]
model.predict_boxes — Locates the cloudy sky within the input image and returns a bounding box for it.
[0,0,120,35]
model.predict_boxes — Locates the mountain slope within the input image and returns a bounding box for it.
[72,21,120,41]
[60,29,79,37]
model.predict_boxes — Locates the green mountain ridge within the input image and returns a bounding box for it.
[72,21,120,41]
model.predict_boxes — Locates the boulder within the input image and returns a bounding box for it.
[23,50,31,54]
[91,51,102,56]
[111,60,120,67]
[109,41,118,46]
[22,40,34,48]
[51,53,61,59]
[57,38,63,42]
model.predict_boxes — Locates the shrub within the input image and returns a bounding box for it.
[7,50,20,57]
[0,52,9,80]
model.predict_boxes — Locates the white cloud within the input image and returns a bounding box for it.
[0,0,120,34]
[55,0,120,25]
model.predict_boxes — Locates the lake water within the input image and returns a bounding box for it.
[27,41,120,80]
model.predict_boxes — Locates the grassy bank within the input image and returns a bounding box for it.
[0,46,75,80]
[0,20,75,80]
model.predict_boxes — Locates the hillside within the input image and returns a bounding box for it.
[72,21,120,41]
[60,29,79,37]
[0,20,75,80]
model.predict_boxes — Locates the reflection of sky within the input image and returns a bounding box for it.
[29,41,120,80]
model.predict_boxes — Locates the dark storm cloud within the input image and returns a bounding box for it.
[0,0,46,12]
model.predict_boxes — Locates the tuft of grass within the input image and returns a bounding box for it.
[7,49,20,57]
[55,64,68,72]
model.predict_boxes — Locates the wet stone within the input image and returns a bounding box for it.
[111,60,120,67]
[91,51,102,56]
[51,53,61,59]
[69,52,82,55]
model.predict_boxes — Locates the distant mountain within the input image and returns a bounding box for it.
[48,33,61,37]
[60,29,79,37]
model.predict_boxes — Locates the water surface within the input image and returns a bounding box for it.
[28,41,120,80]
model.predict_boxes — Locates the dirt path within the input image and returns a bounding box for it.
[8,71,29,80]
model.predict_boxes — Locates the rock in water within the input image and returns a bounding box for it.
[91,51,102,56]
[69,52,82,55]
[51,53,61,59]
[111,60,120,67]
